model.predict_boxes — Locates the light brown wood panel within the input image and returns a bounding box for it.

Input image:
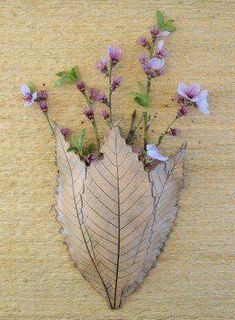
[0,1,234,319]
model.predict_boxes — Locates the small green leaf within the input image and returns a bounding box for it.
[156,10,165,28]
[137,81,146,94]
[134,96,148,108]
[54,77,73,87]
[162,24,176,32]
[28,82,37,92]
[67,147,76,152]
[56,71,68,77]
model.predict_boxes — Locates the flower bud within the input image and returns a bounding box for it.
[39,100,48,113]
[101,109,109,120]
[178,106,188,117]
[83,107,95,120]
[60,127,70,138]
[169,128,181,136]
[77,80,86,93]
[137,37,150,49]
[111,76,122,92]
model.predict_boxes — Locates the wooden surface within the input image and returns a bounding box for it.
[0,1,234,319]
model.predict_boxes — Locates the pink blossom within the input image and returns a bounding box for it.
[111,76,122,92]
[150,25,169,39]
[138,54,148,66]
[36,90,48,101]
[96,58,108,75]
[86,154,97,165]
[177,82,210,115]
[107,46,122,66]
[21,84,37,107]
[155,40,168,59]
[146,144,168,161]
[141,57,165,78]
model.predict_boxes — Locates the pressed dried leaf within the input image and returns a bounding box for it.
[55,127,186,309]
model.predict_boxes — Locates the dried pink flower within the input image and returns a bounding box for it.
[60,127,70,138]
[150,25,169,39]
[21,85,37,107]
[169,128,181,136]
[155,40,168,58]
[86,153,97,165]
[96,58,108,75]
[101,109,109,120]
[137,36,150,49]
[83,107,95,120]
[107,46,122,66]
[111,76,122,92]
[77,80,86,93]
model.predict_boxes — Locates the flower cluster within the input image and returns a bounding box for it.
[20,10,210,167]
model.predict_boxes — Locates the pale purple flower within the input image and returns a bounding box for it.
[141,57,165,78]
[83,107,95,120]
[146,144,168,161]
[21,84,37,107]
[77,80,86,93]
[107,46,122,66]
[150,25,169,39]
[96,58,108,75]
[155,40,168,59]
[111,76,122,92]
[60,127,70,138]
[169,128,181,136]
[177,82,210,115]
[101,109,109,120]
[137,36,150,49]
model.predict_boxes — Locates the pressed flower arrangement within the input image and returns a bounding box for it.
[20,11,210,309]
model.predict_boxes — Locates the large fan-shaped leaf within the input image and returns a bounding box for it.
[55,127,186,309]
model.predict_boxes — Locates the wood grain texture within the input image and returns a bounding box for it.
[0,0,235,319]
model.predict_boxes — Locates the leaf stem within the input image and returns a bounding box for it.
[126,110,137,145]
[44,112,54,134]
[157,115,179,146]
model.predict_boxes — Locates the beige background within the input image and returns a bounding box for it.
[0,1,235,319]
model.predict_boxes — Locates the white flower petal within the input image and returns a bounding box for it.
[32,91,37,100]
[146,144,168,161]
[177,82,188,98]
[197,98,210,115]
[199,89,208,100]
[160,31,170,36]
[24,100,34,107]
[21,84,30,96]
[157,40,164,51]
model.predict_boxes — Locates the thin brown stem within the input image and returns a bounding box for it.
[157,115,179,146]
[44,112,54,134]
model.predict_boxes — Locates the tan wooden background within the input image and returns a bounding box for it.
[0,1,234,319]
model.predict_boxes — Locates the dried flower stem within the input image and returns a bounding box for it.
[142,41,155,149]
[44,112,54,134]
[83,91,101,151]
[108,65,113,125]
[157,115,179,146]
